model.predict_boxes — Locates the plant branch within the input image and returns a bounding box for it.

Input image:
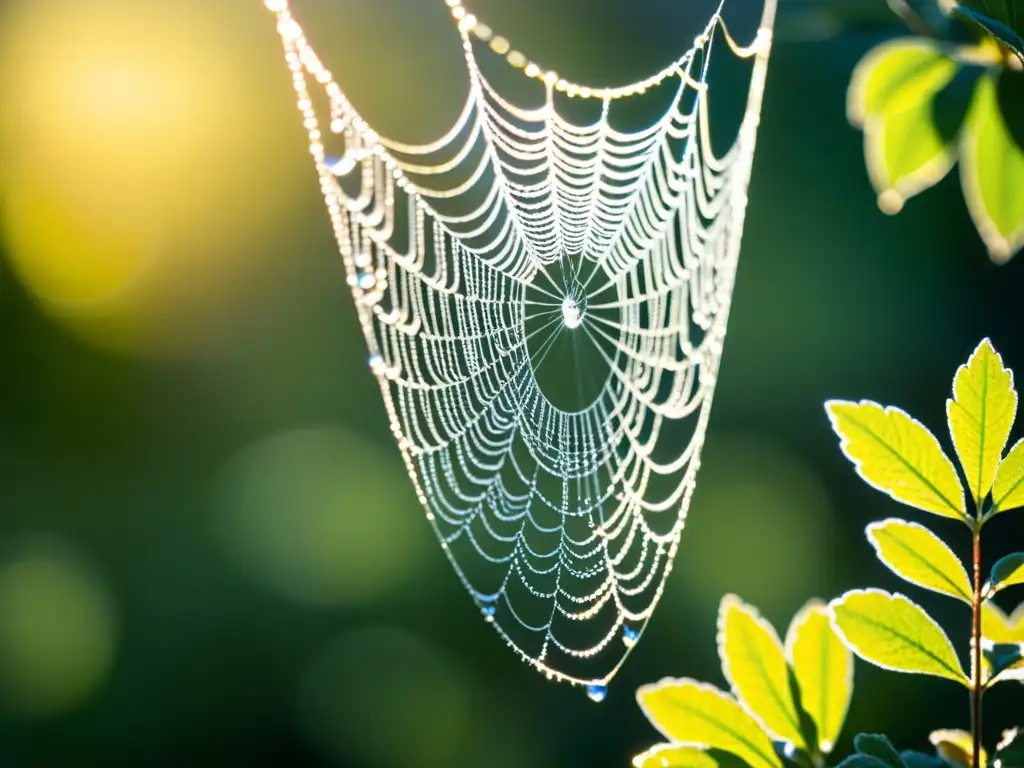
[887,0,939,37]
[970,518,983,768]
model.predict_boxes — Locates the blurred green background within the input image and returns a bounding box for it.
[0,0,1022,765]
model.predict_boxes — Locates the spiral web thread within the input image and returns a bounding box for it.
[266,0,776,689]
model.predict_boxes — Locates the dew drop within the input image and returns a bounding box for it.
[357,271,375,290]
[622,625,640,648]
[368,354,385,375]
[481,604,496,622]
[586,684,607,703]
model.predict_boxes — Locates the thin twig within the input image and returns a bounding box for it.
[887,0,939,37]
[970,520,983,768]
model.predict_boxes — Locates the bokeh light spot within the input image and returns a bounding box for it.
[0,540,117,717]
[213,426,426,607]
[0,0,307,354]
[298,627,471,768]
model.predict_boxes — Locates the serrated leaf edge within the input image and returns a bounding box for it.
[717,595,803,747]
[865,518,972,603]
[824,400,967,520]
[784,599,853,755]
[946,337,1017,504]
[828,588,969,685]
[635,677,782,768]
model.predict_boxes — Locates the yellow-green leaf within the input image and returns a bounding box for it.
[784,600,852,755]
[848,40,958,213]
[947,338,1017,504]
[717,596,803,747]
[928,729,985,768]
[863,91,957,215]
[982,600,1024,643]
[636,679,783,768]
[866,518,972,603]
[848,40,958,126]
[632,745,719,768]
[980,602,1024,683]
[993,439,1024,514]
[989,552,1024,597]
[829,589,968,684]
[961,74,1024,263]
[825,400,967,520]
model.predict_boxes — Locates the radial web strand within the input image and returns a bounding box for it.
[266,0,777,690]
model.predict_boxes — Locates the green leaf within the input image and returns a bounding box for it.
[992,439,1024,514]
[899,751,946,768]
[837,757,894,768]
[928,729,984,768]
[829,589,969,685]
[981,599,1024,642]
[989,552,1024,595]
[636,679,783,768]
[981,601,1024,682]
[632,745,720,768]
[855,734,906,768]
[848,40,959,213]
[785,600,853,755]
[961,74,1024,262]
[984,642,1024,682]
[946,338,1018,505]
[825,401,967,520]
[953,4,1024,62]
[848,40,959,126]
[865,519,972,602]
[994,728,1024,768]
[717,596,803,747]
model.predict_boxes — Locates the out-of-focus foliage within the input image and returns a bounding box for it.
[634,596,852,768]
[847,1,1024,262]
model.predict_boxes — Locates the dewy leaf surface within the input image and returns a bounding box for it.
[961,75,1024,262]
[947,338,1017,504]
[636,679,782,768]
[718,596,803,747]
[829,590,968,684]
[993,439,1024,513]
[866,519,972,602]
[825,401,967,520]
[785,601,852,755]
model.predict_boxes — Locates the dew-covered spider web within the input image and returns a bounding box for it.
[266,0,776,693]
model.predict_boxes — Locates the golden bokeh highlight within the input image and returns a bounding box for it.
[0,0,306,354]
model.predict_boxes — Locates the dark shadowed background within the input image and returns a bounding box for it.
[0,0,1022,765]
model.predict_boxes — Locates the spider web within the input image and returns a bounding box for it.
[266,0,776,691]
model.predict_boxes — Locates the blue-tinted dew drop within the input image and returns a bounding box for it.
[481,603,496,622]
[622,625,640,648]
[586,684,607,703]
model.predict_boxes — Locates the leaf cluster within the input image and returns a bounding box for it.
[634,340,1023,767]
[847,1,1024,262]
[826,339,1024,692]
[634,597,853,768]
